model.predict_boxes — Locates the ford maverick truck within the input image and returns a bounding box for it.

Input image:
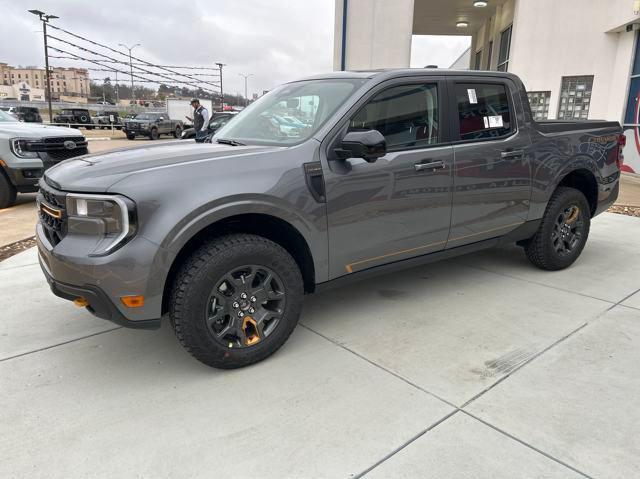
[36,70,623,368]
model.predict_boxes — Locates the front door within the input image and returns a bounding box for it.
[447,78,532,248]
[323,78,454,278]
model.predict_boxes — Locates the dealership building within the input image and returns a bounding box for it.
[333,0,640,173]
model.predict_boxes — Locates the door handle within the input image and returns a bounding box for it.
[501,149,524,159]
[414,160,444,172]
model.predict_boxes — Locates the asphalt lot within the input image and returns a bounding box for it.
[1,212,639,478]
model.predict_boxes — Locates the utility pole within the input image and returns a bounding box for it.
[238,73,253,107]
[28,9,58,123]
[215,62,226,111]
[119,43,140,102]
[115,70,119,104]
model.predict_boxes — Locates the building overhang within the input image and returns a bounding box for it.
[412,0,509,36]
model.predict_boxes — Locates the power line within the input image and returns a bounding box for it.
[46,23,224,93]
[46,33,220,93]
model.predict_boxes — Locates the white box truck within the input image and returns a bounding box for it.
[167,98,213,127]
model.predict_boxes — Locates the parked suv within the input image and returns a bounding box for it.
[53,109,94,129]
[0,109,86,208]
[37,70,623,369]
[123,113,183,140]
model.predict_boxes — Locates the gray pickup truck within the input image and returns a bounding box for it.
[36,70,623,369]
[123,112,183,140]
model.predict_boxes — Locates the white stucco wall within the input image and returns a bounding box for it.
[333,0,415,70]
[509,0,637,121]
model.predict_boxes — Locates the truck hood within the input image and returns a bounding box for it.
[0,122,83,139]
[44,141,281,192]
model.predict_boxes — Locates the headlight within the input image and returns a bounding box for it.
[10,138,39,159]
[66,193,137,256]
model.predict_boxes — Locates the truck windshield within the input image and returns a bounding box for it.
[214,79,365,146]
[0,110,18,122]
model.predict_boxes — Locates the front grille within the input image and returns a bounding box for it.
[126,122,139,130]
[29,136,89,163]
[38,183,67,247]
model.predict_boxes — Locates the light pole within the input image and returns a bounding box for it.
[119,43,140,102]
[28,9,58,123]
[238,73,253,107]
[215,62,226,111]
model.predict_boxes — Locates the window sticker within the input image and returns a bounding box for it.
[483,116,504,128]
[467,88,478,104]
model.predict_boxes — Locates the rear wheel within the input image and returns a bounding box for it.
[0,173,17,209]
[170,234,304,369]
[524,186,591,270]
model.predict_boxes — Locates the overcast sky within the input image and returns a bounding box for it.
[0,0,469,97]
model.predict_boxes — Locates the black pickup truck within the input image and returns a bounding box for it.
[37,70,623,369]
[123,112,183,140]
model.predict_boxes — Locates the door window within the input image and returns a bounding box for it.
[348,83,439,150]
[455,83,513,141]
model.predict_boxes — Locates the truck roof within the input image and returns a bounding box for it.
[295,68,521,83]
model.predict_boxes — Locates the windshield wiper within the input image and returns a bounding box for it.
[216,138,246,146]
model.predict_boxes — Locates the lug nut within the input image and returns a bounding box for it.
[248,307,255,314]
[250,296,257,303]
[240,293,248,299]
[232,302,239,308]
[237,311,244,317]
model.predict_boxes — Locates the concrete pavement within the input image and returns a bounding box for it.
[1,212,639,478]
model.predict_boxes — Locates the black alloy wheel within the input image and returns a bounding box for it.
[206,265,286,349]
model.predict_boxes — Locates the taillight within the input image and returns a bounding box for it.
[617,133,626,169]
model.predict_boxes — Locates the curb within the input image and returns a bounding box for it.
[86,137,113,141]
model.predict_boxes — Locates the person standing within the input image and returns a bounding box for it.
[189,98,209,142]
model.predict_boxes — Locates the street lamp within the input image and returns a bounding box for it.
[215,62,226,111]
[119,43,141,102]
[28,9,59,122]
[238,73,253,107]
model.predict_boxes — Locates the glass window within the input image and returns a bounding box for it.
[497,25,512,72]
[558,76,593,120]
[624,77,640,125]
[527,91,551,120]
[474,50,483,70]
[215,79,365,146]
[348,83,439,150]
[455,83,512,141]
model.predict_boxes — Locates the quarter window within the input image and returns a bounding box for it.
[455,83,513,140]
[348,83,439,150]
[558,75,593,120]
[527,91,551,120]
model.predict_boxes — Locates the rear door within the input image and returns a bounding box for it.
[323,76,454,277]
[446,77,532,248]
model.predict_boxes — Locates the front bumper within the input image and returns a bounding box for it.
[36,222,164,329]
[40,259,160,329]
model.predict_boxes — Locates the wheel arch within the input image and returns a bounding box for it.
[160,212,316,316]
[555,168,598,217]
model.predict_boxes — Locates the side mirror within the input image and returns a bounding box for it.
[336,130,386,163]
[157,117,164,122]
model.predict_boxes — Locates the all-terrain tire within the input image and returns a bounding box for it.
[0,172,17,209]
[149,127,159,140]
[170,234,304,369]
[524,186,591,271]
[173,126,182,138]
[126,133,136,140]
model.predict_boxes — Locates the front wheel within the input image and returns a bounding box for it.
[173,126,182,138]
[170,234,304,369]
[126,133,136,140]
[524,186,591,271]
[149,127,159,140]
